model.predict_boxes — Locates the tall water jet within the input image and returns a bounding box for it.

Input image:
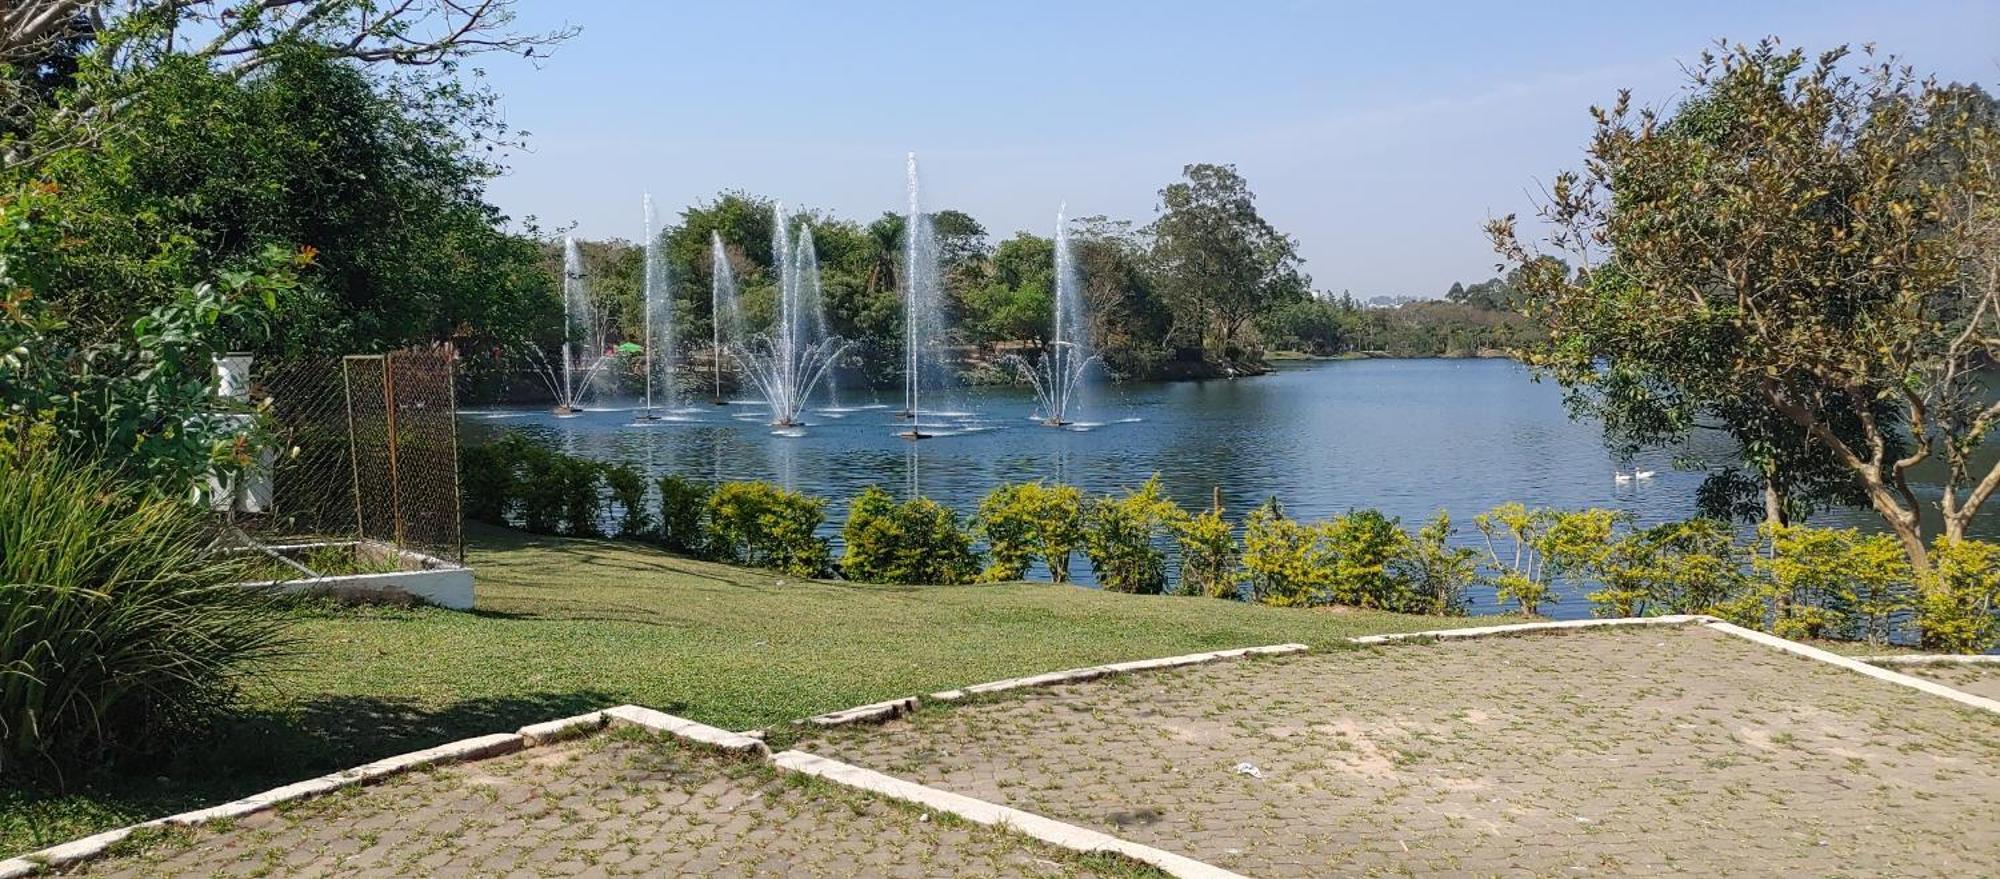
[1009,205,1099,425]
[709,231,741,405]
[728,203,847,427]
[555,236,610,414]
[636,194,677,420]
[899,152,944,439]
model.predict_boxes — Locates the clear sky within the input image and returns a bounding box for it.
[475,1,2000,299]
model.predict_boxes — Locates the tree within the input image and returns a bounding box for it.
[5,1,574,169]
[1490,40,2000,571]
[1146,163,1307,362]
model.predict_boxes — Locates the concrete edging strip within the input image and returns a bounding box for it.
[517,710,609,745]
[771,749,1251,879]
[1853,654,2000,667]
[603,704,769,754]
[0,732,526,878]
[928,643,1308,703]
[1703,621,2000,716]
[1346,615,1713,645]
[805,696,919,727]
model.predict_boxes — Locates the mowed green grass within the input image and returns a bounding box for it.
[3,524,1499,857]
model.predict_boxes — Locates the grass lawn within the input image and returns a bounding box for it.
[2,523,1502,858]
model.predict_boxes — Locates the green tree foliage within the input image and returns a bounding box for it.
[705,481,831,578]
[27,51,556,367]
[1082,477,1184,594]
[1146,164,1308,363]
[1584,518,1745,619]
[0,181,310,490]
[840,487,979,585]
[1491,40,2000,570]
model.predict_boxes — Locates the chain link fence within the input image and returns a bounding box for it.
[225,346,463,567]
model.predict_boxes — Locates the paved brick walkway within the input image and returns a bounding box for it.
[63,731,1155,878]
[1907,663,2000,703]
[813,626,2000,878]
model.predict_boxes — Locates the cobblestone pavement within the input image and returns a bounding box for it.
[1906,663,2000,703]
[62,731,1158,879]
[813,627,2000,878]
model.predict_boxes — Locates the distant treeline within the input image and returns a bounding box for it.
[1258,268,1549,359]
[538,166,1544,399]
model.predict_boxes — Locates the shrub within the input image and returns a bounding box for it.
[1082,477,1184,594]
[1474,504,1617,617]
[1392,510,1477,615]
[512,441,566,533]
[603,463,651,538]
[1324,508,1412,609]
[974,482,1086,582]
[1753,524,1911,642]
[841,488,980,585]
[1916,538,2000,653]
[1174,505,1240,598]
[706,481,831,578]
[457,437,521,524]
[656,474,712,556]
[0,448,293,777]
[1242,499,1335,607]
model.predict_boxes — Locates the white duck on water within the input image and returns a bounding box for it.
[1614,469,1657,484]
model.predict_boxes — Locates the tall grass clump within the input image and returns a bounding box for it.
[0,449,293,779]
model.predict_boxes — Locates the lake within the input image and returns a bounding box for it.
[463,358,1992,619]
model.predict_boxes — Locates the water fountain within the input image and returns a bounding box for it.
[1009,206,1099,425]
[709,231,741,405]
[553,236,612,415]
[899,152,943,439]
[635,194,677,421]
[728,204,847,428]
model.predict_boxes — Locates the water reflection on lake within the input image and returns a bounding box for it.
[464,358,1993,619]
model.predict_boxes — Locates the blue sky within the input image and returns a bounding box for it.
[476,1,2000,298]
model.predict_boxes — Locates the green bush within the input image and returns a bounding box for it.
[1474,504,1617,617]
[1082,477,1184,594]
[974,482,1086,582]
[458,436,528,525]
[656,474,712,556]
[1753,524,1912,642]
[1173,505,1240,598]
[1917,538,2000,653]
[0,447,293,776]
[841,488,980,585]
[706,481,831,578]
[1324,508,1411,609]
[1242,499,1335,607]
[1392,510,1477,615]
[603,463,651,538]
[1585,518,1748,619]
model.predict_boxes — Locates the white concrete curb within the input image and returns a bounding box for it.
[1346,615,1714,645]
[0,732,525,878]
[1703,622,2000,716]
[929,643,1308,702]
[1853,654,2000,667]
[771,750,1251,879]
[604,704,769,754]
[804,696,919,727]
[517,710,609,745]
